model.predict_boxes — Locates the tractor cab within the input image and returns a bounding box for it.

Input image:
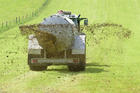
[57,10,88,31]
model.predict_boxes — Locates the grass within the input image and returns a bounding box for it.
[0,0,140,93]
[0,0,45,22]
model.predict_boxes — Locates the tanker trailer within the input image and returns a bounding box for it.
[19,10,88,71]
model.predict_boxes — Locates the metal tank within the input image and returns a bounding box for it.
[19,10,88,55]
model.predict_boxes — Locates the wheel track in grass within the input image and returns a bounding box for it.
[0,71,40,93]
[0,69,84,93]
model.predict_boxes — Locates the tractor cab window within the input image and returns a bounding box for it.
[70,18,78,26]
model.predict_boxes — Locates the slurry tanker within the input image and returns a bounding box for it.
[19,10,88,71]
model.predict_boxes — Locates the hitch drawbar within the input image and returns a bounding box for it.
[31,58,80,64]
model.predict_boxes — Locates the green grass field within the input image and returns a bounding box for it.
[0,0,140,93]
[0,0,45,22]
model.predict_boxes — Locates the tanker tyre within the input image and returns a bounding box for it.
[29,65,47,71]
[68,55,86,71]
[28,54,47,71]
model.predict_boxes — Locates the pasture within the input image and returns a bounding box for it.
[0,0,140,93]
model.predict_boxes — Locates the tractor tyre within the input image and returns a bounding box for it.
[29,65,47,71]
[68,55,86,71]
[28,54,47,71]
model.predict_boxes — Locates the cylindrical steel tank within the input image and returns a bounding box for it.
[19,14,78,54]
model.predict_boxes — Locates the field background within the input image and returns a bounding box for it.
[0,0,45,22]
[0,0,140,93]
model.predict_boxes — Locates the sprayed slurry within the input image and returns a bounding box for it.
[82,23,131,46]
[82,23,132,62]
[19,24,78,55]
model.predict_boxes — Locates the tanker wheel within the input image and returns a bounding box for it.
[29,65,47,71]
[68,55,86,71]
[28,54,47,71]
